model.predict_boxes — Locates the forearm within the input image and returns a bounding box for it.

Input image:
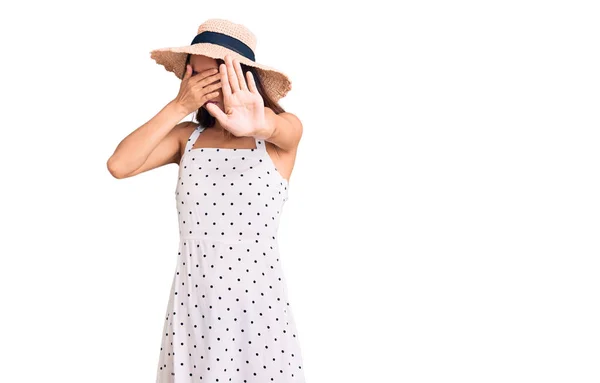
[253,107,278,141]
[107,100,189,176]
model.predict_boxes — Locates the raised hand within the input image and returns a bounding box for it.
[204,54,266,137]
[173,65,222,115]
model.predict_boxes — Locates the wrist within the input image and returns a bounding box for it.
[168,100,191,119]
[254,109,276,140]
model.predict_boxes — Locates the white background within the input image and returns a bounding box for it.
[1,1,599,382]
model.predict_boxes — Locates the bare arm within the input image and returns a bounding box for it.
[254,108,303,181]
[258,107,303,153]
[106,100,190,179]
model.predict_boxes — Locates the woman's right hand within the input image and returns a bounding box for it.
[173,65,222,115]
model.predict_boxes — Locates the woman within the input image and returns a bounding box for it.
[107,19,306,383]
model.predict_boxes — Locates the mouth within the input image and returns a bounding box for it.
[204,100,219,106]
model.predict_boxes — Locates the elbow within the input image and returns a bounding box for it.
[107,156,127,179]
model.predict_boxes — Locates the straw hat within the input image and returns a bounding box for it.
[150,18,292,102]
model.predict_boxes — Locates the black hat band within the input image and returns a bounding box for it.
[190,31,256,62]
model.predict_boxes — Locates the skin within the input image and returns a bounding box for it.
[107,53,302,182]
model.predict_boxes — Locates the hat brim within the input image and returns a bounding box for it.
[150,43,291,102]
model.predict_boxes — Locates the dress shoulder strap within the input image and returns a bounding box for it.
[254,136,267,152]
[184,125,206,153]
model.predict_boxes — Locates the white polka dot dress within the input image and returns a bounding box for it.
[155,125,306,383]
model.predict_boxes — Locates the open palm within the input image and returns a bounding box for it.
[205,54,266,137]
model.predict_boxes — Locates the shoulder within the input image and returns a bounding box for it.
[178,120,199,132]
[175,121,199,140]
[273,111,303,152]
[279,112,303,145]
[278,111,303,130]
[269,110,303,136]
[174,121,199,155]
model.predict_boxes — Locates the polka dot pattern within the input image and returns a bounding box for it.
[156,125,305,382]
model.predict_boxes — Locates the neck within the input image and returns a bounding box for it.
[212,122,233,139]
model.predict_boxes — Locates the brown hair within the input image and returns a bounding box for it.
[185,54,286,135]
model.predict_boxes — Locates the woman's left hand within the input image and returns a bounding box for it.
[205,54,266,137]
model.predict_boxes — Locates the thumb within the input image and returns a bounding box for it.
[205,102,227,122]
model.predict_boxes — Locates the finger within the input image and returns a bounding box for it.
[192,68,219,85]
[203,81,222,96]
[190,69,221,88]
[182,64,192,81]
[225,54,240,92]
[194,73,221,91]
[246,71,258,94]
[233,58,248,91]
[204,90,221,105]
[205,101,228,122]
[219,63,232,99]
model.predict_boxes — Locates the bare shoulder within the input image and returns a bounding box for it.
[279,112,303,132]
[267,110,303,153]
[174,121,199,163]
[281,112,303,150]
[177,120,199,138]
[264,111,303,181]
